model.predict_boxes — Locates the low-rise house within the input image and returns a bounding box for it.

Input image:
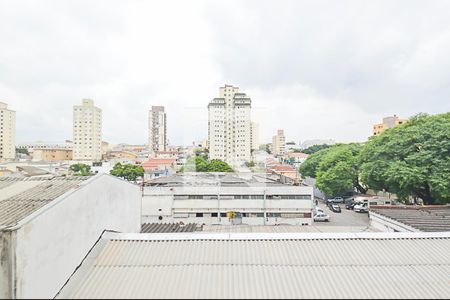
[286,152,309,168]
[266,164,299,182]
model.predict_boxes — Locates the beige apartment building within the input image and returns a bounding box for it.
[73,99,102,161]
[272,129,286,156]
[148,106,167,154]
[373,115,407,136]
[0,102,16,161]
[251,122,259,153]
[208,85,252,163]
[32,149,73,162]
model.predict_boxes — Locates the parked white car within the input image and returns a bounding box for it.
[313,213,330,222]
[314,206,325,214]
[354,203,369,213]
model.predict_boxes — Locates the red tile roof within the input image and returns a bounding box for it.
[141,158,177,170]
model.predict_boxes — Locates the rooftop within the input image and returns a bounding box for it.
[371,206,450,232]
[141,223,202,233]
[0,177,89,229]
[58,231,450,299]
[145,172,300,187]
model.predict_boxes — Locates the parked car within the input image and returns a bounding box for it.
[313,213,330,222]
[354,203,369,213]
[327,197,344,204]
[330,204,341,213]
[346,202,356,210]
[314,206,325,214]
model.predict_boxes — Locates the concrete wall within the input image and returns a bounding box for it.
[0,232,11,299]
[7,174,141,299]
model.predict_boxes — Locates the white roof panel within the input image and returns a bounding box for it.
[58,232,450,299]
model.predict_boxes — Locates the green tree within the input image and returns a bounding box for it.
[359,113,450,204]
[316,143,367,196]
[302,144,331,155]
[178,157,233,172]
[70,163,94,176]
[299,144,367,196]
[110,163,145,182]
[260,143,272,154]
[16,148,30,155]
[209,159,234,172]
[299,147,331,178]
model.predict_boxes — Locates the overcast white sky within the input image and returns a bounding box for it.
[1,0,449,145]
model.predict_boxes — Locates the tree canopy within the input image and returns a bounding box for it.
[70,163,94,176]
[179,156,233,172]
[359,113,450,204]
[300,144,366,197]
[301,144,331,155]
[299,112,450,204]
[110,163,145,182]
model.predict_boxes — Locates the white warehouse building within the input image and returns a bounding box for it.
[143,173,314,226]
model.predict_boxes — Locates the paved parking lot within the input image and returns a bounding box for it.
[314,200,371,228]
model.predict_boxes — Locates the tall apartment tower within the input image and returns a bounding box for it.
[208,84,252,163]
[0,102,16,161]
[272,129,286,156]
[148,106,167,153]
[251,122,259,152]
[73,99,102,161]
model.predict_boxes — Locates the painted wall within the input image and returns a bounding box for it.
[0,232,10,299]
[9,174,141,299]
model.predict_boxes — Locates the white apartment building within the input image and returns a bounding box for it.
[251,122,259,152]
[0,102,16,161]
[208,85,252,164]
[148,106,167,154]
[73,99,102,161]
[272,129,286,156]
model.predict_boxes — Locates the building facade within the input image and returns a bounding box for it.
[142,173,314,226]
[250,122,259,153]
[73,99,102,161]
[208,85,252,163]
[272,129,286,156]
[373,115,407,136]
[32,149,73,162]
[0,102,16,161]
[148,106,167,154]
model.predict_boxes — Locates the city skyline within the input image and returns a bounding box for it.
[1,1,450,145]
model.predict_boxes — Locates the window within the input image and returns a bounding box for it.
[196,213,204,218]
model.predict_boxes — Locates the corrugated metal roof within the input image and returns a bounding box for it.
[371,206,450,232]
[59,233,450,299]
[141,223,201,233]
[0,177,88,228]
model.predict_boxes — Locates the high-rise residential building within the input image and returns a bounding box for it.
[251,122,259,152]
[272,129,286,156]
[373,115,407,136]
[208,84,252,163]
[148,106,167,154]
[0,102,16,161]
[73,99,102,161]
